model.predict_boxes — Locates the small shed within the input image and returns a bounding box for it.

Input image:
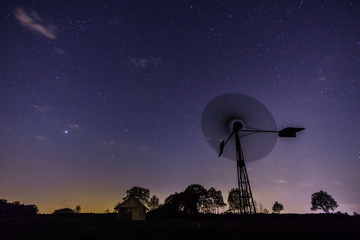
[117,197,149,221]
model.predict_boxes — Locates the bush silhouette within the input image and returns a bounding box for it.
[53,208,75,214]
[0,199,38,217]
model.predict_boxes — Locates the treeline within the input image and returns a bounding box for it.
[116,184,227,216]
[118,185,268,215]
[116,185,342,217]
[0,199,38,217]
[2,186,341,217]
[114,185,270,216]
[160,184,226,214]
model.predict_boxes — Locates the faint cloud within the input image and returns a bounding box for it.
[30,104,52,113]
[101,140,116,145]
[14,8,56,39]
[275,179,287,184]
[69,124,80,129]
[35,135,45,140]
[131,57,162,68]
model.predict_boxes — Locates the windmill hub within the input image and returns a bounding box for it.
[230,119,245,132]
[202,93,279,162]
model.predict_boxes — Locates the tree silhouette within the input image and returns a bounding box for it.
[207,187,226,213]
[123,186,150,204]
[272,201,284,213]
[75,205,81,213]
[148,195,160,210]
[163,192,184,212]
[227,188,241,213]
[183,184,208,214]
[161,184,226,215]
[311,190,338,213]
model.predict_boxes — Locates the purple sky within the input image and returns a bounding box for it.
[1,0,359,214]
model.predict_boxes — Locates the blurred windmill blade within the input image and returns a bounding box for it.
[218,140,225,157]
[278,127,305,137]
[201,93,278,162]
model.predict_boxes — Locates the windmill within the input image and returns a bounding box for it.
[201,93,304,214]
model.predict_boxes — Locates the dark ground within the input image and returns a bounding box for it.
[0,213,359,240]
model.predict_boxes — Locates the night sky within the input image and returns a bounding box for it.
[1,1,359,214]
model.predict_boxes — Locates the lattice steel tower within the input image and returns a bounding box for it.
[234,123,256,214]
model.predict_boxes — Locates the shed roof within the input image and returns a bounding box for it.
[118,197,149,210]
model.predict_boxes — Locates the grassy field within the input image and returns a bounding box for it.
[1,213,359,240]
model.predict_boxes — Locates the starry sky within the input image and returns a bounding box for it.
[1,0,359,214]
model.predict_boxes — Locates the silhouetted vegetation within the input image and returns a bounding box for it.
[207,187,226,213]
[311,190,338,213]
[148,195,160,210]
[53,208,75,214]
[53,205,84,215]
[227,188,241,213]
[123,186,150,203]
[0,199,38,217]
[75,205,81,213]
[272,201,284,213]
[182,184,208,214]
[1,189,360,240]
[151,184,226,216]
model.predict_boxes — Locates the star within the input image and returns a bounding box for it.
[1,0,359,215]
